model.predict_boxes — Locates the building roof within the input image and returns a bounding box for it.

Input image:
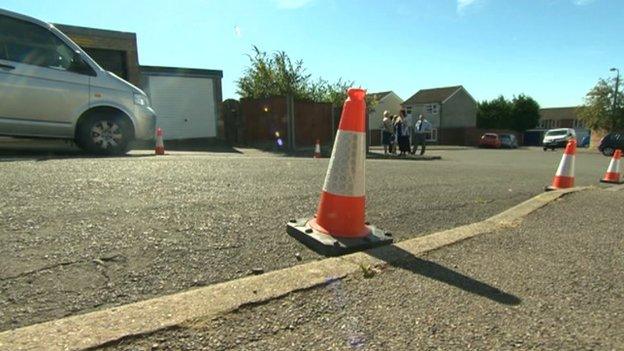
[141,65,223,78]
[539,107,581,121]
[55,23,137,40]
[403,85,463,105]
[368,91,393,101]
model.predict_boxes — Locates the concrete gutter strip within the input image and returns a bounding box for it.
[0,187,589,351]
[605,183,624,192]
[0,257,357,351]
[486,187,590,226]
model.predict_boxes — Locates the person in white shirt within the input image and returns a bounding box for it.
[404,111,416,152]
[395,111,410,156]
[380,111,394,155]
[413,114,432,155]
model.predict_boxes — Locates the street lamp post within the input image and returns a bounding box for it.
[611,68,620,118]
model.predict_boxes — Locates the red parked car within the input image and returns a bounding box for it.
[479,133,501,148]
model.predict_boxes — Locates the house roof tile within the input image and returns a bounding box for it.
[403,85,463,105]
[368,91,393,101]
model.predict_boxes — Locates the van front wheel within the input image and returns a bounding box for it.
[77,114,133,155]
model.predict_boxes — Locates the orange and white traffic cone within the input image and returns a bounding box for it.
[287,88,392,256]
[546,139,576,191]
[600,149,622,184]
[155,128,165,155]
[314,139,321,158]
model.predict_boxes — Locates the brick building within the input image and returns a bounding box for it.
[55,24,140,86]
[538,107,591,145]
[538,107,585,130]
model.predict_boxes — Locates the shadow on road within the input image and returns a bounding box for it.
[147,139,243,154]
[366,245,521,306]
[0,148,155,162]
[0,138,245,162]
[0,138,90,162]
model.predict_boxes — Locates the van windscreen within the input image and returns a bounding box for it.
[546,130,568,136]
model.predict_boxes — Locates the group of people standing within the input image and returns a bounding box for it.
[381,110,432,156]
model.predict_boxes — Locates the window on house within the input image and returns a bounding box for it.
[426,128,437,142]
[540,119,561,129]
[573,119,584,129]
[425,104,439,115]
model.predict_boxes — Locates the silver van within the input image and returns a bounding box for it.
[0,9,155,155]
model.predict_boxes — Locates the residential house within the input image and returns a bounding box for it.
[368,91,403,145]
[401,85,477,144]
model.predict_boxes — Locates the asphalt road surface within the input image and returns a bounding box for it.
[0,144,614,331]
[99,189,624,351]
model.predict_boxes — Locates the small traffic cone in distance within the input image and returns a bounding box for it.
[314,139,321,158]
[155,128,165,155]
[287,88,392,256]
[546,139,576,191]
[600,149,623,184]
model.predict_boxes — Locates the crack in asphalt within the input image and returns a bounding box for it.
[0,254,126,282]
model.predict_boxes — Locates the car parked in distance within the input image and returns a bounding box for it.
[0,9,156,155]
[542,128,576,151]
[479,133,501,148]
[578,135,591,148]
[598,131,624,156]
[499,133,518,149]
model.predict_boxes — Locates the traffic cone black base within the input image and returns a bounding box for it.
[287,218,392,257]
[599,179,624,184]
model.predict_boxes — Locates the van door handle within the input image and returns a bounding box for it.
[0,63,15,70]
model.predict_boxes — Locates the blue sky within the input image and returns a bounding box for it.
[1,0,622,107]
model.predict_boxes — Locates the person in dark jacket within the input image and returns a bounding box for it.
[395,111,410,156]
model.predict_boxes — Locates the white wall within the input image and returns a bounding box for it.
[369,93,404,130]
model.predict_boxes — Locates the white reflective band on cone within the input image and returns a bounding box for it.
[607,158,620,173]
[556,154,575,177]
[322,130,366,197]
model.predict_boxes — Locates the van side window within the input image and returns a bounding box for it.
[0,15,76,71]
[0,23,7,60]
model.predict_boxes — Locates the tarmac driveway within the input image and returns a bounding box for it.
[0,146,612,331]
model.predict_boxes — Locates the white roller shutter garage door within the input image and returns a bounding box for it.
[146,75,216,140]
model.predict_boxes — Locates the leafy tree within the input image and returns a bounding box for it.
[236,46,378,111]
[477,94,540,131]
[477,96,512,129]
[510,94,540,132]
[578,78,624,131]
[236,46,311,99]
